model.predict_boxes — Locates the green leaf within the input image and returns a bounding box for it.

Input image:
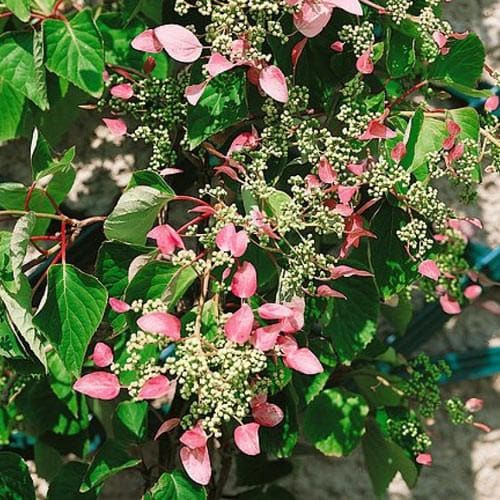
[353,369,403,408]
[323,273,379,363]
[127,170,176,194]
[144,471,206,500]
[9,212,36,291]
[0,31,49,110]
[381,295,413,336]
[0,78,32,141]
[35,264,108,377]
[187,69,248,149]
[386,30,415,78]
[447,107,480,142]
[362,421,418,497]
[0,275,47,368]
[304,388,369,457]
[264,189,293,219]
[428,34,485,90]
[4,0,30,22]
[125,261,196,310]
[96,241,152,297]
[112,401,148,445]
[31,128,76,181]
[34,440,63,481]
[357,203,420,299]
[97,13,146,69]
[47,462,99,500]
[0,452,35,500]
[80,440,141,492]
[44,9,105,97]
[104,186,173,245]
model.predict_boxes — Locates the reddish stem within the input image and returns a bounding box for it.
[60,219,67,264]
[31,235,60,242]
[24,183,37,211]
[389,80,428,110]
[173,195,212,207]
[177,215,210,234]
[0,11,12,18]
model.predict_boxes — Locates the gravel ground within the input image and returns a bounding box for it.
[1,2,499,499]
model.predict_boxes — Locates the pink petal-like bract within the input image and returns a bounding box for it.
[137,312,181,340]
[73,372,120,400]
[280,297,305,334]
[110,83,134,100]
[259,65,289,103]
[231,262,257,298]
[131,29,162,53]
[216,224,249,258]
[317,285,347,299]
[330,265,373,279]
[180,446,211,485]
[356,50,374,74]
[180,424,208,449]
[92,342,113,368]
[252,324,281,352]
[285,348,324,375]
[137,375,170,400]
[439,294,462,315]
[359,119,397,140]
[154,24,203,63]
[338,185,358,205]
[465,398,484,413]
[147,224,185,255]
[185,81,208,106]
[485,95,499,112]
[328,0,363,15]
[225,304,254,344]
[234,423,261,456]
[109,297,130,313]
[252,402,284,427]
[418,260,441,281]
[154,418,181,440]
[294,1,333,38]
[102,118,127,136]
[207,53,236,77]
[432,31,448,49]
[258,303,293,320]
[391,142,407,162]
[464,285,482,300]
[291,37,308,67]
[416,453,433,466]
[473,422,491,433]
[318,157,336,184]
[227,128,259,157]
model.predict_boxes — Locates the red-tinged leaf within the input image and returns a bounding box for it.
[154,418,181,440]
[73,372,120,400]
[109,297,130,313]
[416,453,432,466]
[154,24,203,63]
[103,118,127,136]
[137,375,171,400]
[180,424,208,449]
[92,342,113,368]
[234,422,261,456]
[317,285,347,299]
[252,402,284,427]
[330,265,373,279]
[231,262,257,298]
[207,53,236,77]
[251,324,281,351]
[216,224,248,257]
[180,446,211,485]
[330,40,344,52]
[292,38,308,67]
[258,303,293,320]
[318,157,336,184]
[137,312,181,340]
[225,303,254,344]
[464,284,482,300]
[259,65,289,103]
[439,293,461,315]
[147,224,185,255]
[279,297,305,334]
[293,1,333,38]
[485,95,499,112]
[338,185,358,205]
[285,347,324,375]
[418,260,441,281]
[131,29,162,53]
[359,119,397,140]
[391,142,407,162]
[110,83,134,100]
[356,50,374,74]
